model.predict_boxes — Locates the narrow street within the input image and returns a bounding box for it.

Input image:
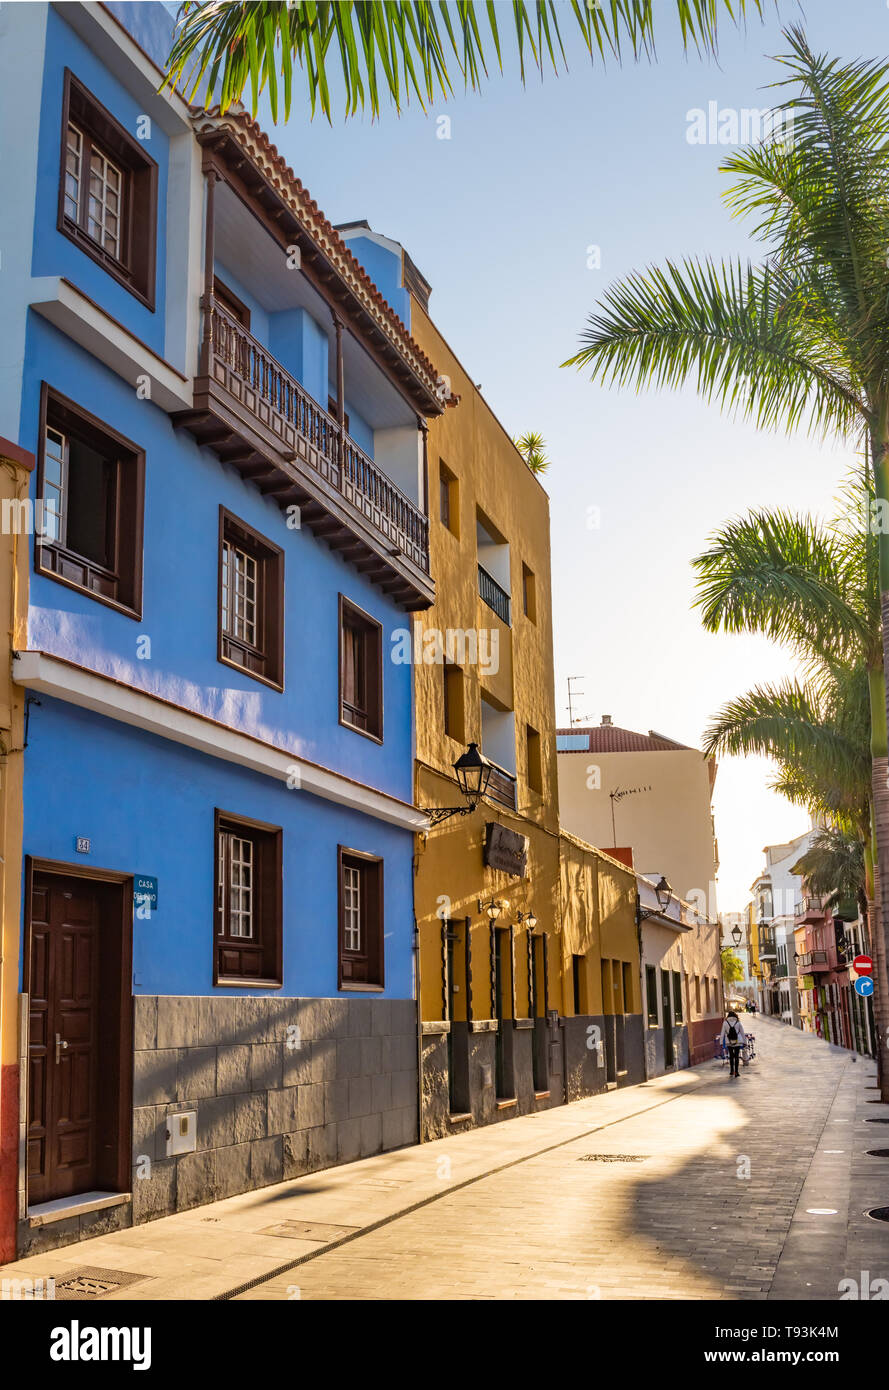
[3,1018,885,1302]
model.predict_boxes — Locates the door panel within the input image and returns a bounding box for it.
[27,873,102,1203]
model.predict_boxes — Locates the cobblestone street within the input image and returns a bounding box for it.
[2,1017,885,1301]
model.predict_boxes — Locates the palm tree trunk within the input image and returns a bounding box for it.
[868,648,889,1096]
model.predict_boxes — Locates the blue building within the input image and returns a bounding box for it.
[0,1,444,1253]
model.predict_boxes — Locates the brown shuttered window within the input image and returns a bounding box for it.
[215,811,282,985]
[37,385,144,617]
[218,508,284,690]
[337,848,384,988]
[339,596,382,740]
[58,71,158,308]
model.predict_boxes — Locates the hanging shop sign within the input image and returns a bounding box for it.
[483,823,528,878]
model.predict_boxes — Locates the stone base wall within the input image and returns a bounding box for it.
[19,994,417,1257]
[643,1022,690,1078]
[421,1017,562,1141]
[563,1015,609,1100]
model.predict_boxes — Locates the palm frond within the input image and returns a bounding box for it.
[692,508,874,665]
[163,1,761,122]
[563,257,863,440]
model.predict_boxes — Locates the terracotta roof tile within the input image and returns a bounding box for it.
[192,107,452,408]
[556,725,694,754]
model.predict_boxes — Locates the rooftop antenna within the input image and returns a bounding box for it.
[608,784,652,846]
[566,676,589,727]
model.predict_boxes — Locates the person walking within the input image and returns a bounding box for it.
[719,1010,746,1079]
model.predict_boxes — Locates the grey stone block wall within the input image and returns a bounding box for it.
[22,994,418,1255]
[563,1015,609,1101]
[421,1018,562,1141]
[128,995,418,1225]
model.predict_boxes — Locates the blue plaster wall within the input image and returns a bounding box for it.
[22,696,415,998]
[21,313,416,805]
[344,234,411,329]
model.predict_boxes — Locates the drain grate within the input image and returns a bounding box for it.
[54,1266,147,1300]
[578,1153,648,1163]
[866,1149,889,1158]
[866,1206,889,1223]
[260,1220,360,1242]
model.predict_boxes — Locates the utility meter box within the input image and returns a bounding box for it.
[166,1110,197,1156]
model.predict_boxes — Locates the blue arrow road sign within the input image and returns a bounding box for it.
[854,976,875,997]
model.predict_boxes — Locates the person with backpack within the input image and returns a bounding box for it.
[719,1010,746,1078]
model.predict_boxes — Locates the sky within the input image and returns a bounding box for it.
[156,0,886,912]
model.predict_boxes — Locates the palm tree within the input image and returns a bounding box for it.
[792,827,868,928]
[566,27,889,1085]
[163,0,760,121]
[514,430,550,475]
[692,499,888,1082]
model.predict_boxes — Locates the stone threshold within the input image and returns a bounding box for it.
[27,1190,131,1227]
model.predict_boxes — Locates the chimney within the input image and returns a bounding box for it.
[601,715,613,726]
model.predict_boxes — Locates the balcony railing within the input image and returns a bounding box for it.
[795,895,825,920]
[478,564,511,625]
[485,761,517,810]
[187,297,432,605]
[797,950,829,971]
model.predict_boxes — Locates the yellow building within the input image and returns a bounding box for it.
[336,224,644,1135]
[407,293,565,1135]
[0,436,32,1263]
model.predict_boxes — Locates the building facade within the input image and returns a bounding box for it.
[1,2,449,1255]
[639,875,724,1078]
[557,719,719,916]
[338,225,648,1132]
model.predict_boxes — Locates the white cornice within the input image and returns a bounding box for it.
[14,650,428,834]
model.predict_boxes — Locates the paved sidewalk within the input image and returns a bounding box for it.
[2,1017,886,1300]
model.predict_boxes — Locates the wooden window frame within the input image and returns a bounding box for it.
[337,846,384,990]
[522,562,537,623]
[218,507,285,691]
[526,724,543,795]
[439,461,458,537]
[645,964,658,1026]
[339,595,383,742]
[36,383,144,619]
[672,969,684,1023]
[443,660,464,744]
[214,809,282,987]
[58,70,158,310]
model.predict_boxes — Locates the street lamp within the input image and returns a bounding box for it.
[516,909,538,929]
[479,896,510,921]
[731,923,742,947]
[637,875,673,923]
[425,742,494,825]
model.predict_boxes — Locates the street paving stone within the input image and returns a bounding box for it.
[1,1016,886,1299]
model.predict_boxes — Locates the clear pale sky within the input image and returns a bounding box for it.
[164,0,884,912]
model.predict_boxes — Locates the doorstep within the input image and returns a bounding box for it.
[27,1191,131,1227]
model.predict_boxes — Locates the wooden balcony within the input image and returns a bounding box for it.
[485,762,517,811]
[174,297,433,610]
[795,894,826,923]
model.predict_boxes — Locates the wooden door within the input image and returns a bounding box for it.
[28,873,102,1203]
[661,969,674,1067]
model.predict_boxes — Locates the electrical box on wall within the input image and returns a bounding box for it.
[165,1110,197,1156]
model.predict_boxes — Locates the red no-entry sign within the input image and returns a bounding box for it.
[853,955,873,975]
